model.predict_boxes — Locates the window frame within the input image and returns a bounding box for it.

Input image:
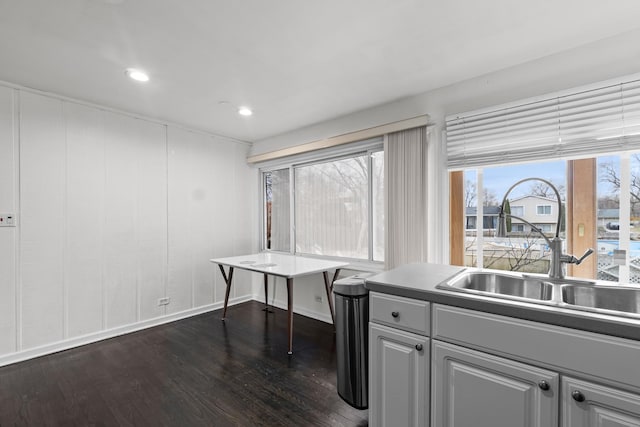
[449,158,598,279]
[512,224,525,232]
[535,223,554,233]
[261,167,293,253]
[511,205,525,217]
[260,139,384,267]
[536,204,552,216]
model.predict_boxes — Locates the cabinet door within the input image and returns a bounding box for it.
[369,323,428,427]
[562,376,640,427]
[432,340,558,427]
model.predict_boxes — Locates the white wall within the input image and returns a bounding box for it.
[0,86,17,356]
[251,27,640,157]
[167,126,255,313]
[249,27,640,323]
[0,86,257,366]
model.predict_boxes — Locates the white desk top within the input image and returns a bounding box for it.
[210,253,349,278]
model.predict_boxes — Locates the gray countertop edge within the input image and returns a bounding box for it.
[364,263,640,342]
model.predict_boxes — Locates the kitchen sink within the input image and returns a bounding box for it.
[438,270,640,319]
[440,271,554,301]
[562,284,640,317]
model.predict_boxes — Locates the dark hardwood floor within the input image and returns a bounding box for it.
[0,301,369,426]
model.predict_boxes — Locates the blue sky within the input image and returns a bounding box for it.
[465,156,622,202]
[465,160,567,200]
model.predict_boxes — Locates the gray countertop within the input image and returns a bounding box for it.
[364,263,640,342]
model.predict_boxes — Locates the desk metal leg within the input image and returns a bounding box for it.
[287,277,293,355]
[219,265,234,320]
[262,273,273,313]
[323,269,341,325]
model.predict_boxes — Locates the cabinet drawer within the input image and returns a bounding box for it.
[370,292,430,335]
[433,304,640,393]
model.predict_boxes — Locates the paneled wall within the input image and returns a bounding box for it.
[0,87,256,364]
[166,127,253,313]
[0,87,17,356]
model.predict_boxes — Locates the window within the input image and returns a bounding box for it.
[537,205,552,215]
[459,161,566,273]
[264,169,290,252]
[447,75,640,281]
[452,153,640,283]
[511,206,524,216]
[536,223,554,232]
[594,154,640,284]
[262,146,384,263]
[466,216,476,230]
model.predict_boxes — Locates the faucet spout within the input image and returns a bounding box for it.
[496,177,592,280]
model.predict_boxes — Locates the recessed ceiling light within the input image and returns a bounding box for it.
[125,68,149,82]
[238,106,253,116]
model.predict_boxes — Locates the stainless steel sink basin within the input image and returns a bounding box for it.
[440,271,554,301]
[438,270,640,319]
[562,284,640,317]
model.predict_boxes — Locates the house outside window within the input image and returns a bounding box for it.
[460,162,565,273]
[465,207,499,231]
[510,196,558,234]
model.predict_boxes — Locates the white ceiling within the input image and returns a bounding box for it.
[1,0,640,143]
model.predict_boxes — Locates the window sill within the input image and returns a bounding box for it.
[341,260,385,274]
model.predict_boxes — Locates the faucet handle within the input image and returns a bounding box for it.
[575,248,594,265]
[561,248,594,266]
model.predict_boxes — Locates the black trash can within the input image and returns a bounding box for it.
[333,273,373,410]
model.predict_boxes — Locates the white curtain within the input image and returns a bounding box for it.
[385,126,429,269]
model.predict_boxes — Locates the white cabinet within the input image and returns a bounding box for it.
[430,303,640,427]
[370,291,430,335]
[432,340,558,427]
[562,376,640,427]
[368,292,430,427]
[369,323,428,427]
[369,293,640,427]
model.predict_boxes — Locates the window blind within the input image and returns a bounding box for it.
[446,78,640,169]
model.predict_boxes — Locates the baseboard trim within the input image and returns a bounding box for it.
[0,295,252,368]
[0,293,333,368]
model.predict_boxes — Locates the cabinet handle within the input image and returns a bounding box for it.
[538,380,550,391]
[415,344,423,351]
[571,390,585,402]
[391,311,399,318]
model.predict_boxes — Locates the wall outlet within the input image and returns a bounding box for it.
[314,295,323,303]
[0,213,16,227]
[158,297,170,306]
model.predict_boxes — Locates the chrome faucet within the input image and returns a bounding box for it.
[496,177,594,280]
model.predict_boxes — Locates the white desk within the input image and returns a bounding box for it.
[210,253,349,354]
